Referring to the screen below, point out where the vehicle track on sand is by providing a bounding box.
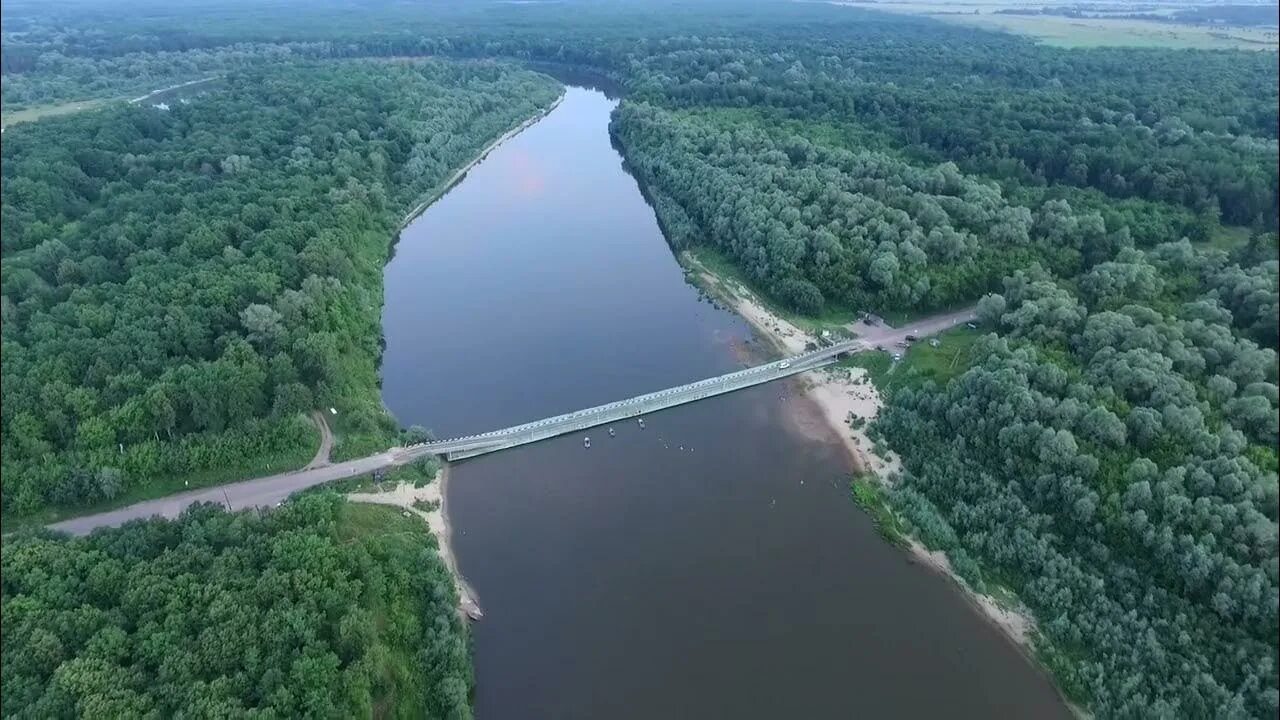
[304,411,335,470]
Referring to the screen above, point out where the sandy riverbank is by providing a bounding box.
[683,251,1036,650]
[398,90,566,229]
[684,253,901,477]
[347,465,482,621]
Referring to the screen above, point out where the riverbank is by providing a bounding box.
[680,249,1041,655]
[398,90,566,230]
[682,251,900,477]
[346,464,482,621]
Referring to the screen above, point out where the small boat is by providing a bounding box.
[584,437,591,448]
[608,427,616,437]
[638,418,646,429]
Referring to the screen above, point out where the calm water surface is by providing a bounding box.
[383,86,1070,719]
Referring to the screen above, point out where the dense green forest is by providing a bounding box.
[614,102,1109,315]
[602,22,1279,711]
[0,60,560,516]
[1,494,472,717]
[1,0,1276,716]
[874,240,1279,715]
[609,45,1276,316]
[2,44,285,110]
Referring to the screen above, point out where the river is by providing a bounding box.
[382,85,1070,719]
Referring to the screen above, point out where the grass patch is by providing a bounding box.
[842,326,983,396]
[839,349,894,386]
[328,403,400,463]
[849,475,907,546]
[893,326,982,387]
[972,15,1278,50]
[1197,224,1253,253]
[828,2,1277,49]
[337,501,429,543]
[298,456,440,500]
[371,458,440,489]
[1,98,117,128]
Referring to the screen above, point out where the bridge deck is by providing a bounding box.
[403,341,859,461]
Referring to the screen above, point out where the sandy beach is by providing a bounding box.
[684,251,1036,651]
[685,253,902,477]
[347,465,482,621]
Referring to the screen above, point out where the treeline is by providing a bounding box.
[873,240,1278,715]
[612,102,1197,316]
[7,1,1275,225]
[0,60,561,515]
[615,39,1278,228]
[1,44,294,110]
[0,494,472,717]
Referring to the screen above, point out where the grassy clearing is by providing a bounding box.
[329,424,397,463]
[953,14,1278,50]
[337,501,430,543]
[1,98,117,128]
[849,475,907,546]
[827,1,1279,49]
[1199,224,1253,253]
[841,326,983,396]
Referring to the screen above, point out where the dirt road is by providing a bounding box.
[304,411,335,470]
[850,307,978,349]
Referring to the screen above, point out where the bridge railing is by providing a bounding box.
[405,340,859,454]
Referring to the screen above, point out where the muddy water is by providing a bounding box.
[382,85,1070,719]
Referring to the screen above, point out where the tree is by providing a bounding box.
[0,495,473,717]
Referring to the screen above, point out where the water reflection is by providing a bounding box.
[382,86,1070,719]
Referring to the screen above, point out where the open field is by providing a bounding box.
[1,98,116,127]
[825,1,1279,49]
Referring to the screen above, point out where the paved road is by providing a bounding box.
[47,308,975,536]
[49,449,405,536]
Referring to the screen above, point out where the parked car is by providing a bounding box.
[905,334,918,342]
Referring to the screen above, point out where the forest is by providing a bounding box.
[604,27,1278,713]
[0,59,560,516]
[0,494,472,717]
[875,239,1278,715]
[1,0,1276,717]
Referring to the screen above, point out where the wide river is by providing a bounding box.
[382,85,1070,719]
